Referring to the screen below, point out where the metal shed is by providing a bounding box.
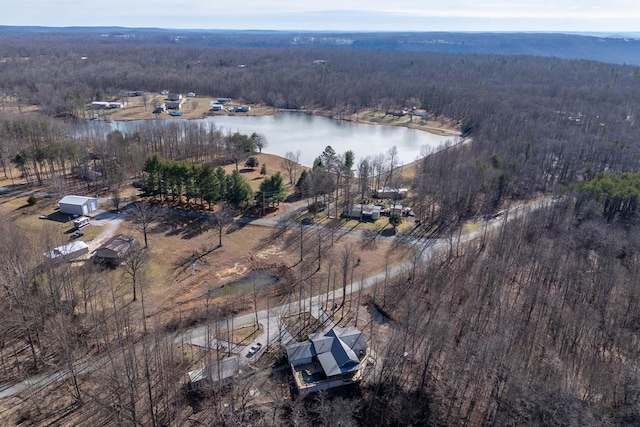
[58,195,99,217]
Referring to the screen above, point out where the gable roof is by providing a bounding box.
[59,195,97,206]
[96,234,134,256]
[286,342,315,365]
[188,356,239,384]
[287,326,367,377]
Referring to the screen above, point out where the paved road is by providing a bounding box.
[0,189,552,398]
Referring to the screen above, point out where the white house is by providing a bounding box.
[91,101,125,109]
[58,195,99,217]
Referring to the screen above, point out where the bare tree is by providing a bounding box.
[127,202,160,248]
[122,241,148,302]
[341,244,358,307]
[110,188,123,213]
[47,312,83,402]
[282,150,301,185]
[209,202,234,247]
[251,132,268,153]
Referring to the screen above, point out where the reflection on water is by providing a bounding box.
[81,112,455,166]
[205,270,278,299]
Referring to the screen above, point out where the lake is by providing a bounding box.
[99,112,456,166]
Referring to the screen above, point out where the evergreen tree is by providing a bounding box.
[226,169,253,207]
[256,171,287,211]
[142,154,162,198]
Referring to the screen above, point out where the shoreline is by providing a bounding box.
[106,101,461,138]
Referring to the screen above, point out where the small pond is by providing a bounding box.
[205,270,278,299]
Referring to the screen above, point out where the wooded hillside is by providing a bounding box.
[1,29,640,425]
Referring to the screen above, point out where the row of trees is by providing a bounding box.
[0,116,270,200]
[572,172,640,221]
[141,154,253,208]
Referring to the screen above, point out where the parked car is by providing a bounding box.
[246,342,262,358]
[70,231,84,240]
[169,111,182,117]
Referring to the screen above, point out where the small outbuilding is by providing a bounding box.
[45,241,89,262]
[94,234,135,265]
[343,204,381,221]
[390,204,403,217]
[58,195,99,217]
[187,356,239,390]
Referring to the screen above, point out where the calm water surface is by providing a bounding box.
[102,113,455,166]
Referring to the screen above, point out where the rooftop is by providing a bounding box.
[45,241,89,259]
[97,234,135,254]
[286,326,367,378]
[59,195,97,205]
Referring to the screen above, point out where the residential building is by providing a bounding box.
[374,187,408,200]
[285,326,368,396]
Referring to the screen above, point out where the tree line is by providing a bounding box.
[141,154,253,208]
[2,31,639,224]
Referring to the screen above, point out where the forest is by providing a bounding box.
[0,28,640,425]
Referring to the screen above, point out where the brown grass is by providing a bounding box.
[104,94,277,121]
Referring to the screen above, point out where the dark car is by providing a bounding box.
[70,231,84,239]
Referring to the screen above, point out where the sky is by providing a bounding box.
[1,0,639,33]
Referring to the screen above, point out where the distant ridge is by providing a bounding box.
[1,26,638,65]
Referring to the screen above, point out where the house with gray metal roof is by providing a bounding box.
[285,326,368,395]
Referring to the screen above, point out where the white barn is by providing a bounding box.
[59,195,99,216]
